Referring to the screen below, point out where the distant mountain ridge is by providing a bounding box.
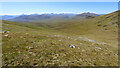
[8,14,77,22]
[0,15,19,20]
[76,12,100,17]
[2,12,103,22]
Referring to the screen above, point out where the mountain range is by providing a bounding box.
[1,12,102,22]
[0,15,19,20]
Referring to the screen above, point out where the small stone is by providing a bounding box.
[82,49,85,52]
[70,45,75,48]
[95,46,101,50]
[3,31,10,33]
[3,34,9,36]
[25,33,28,34]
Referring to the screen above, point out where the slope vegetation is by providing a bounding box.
[32,11,118,48]
[2,11,118,66]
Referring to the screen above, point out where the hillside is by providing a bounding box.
[76,12,99,17]
[31,11,118,47]
[2,11,118,66]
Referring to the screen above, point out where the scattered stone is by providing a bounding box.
[29,52,33,54]
[70,45,75,48]
[27,46,34,49]
[74,39,77,41]
[53,56,57,59]
[115,54,118,56]
[40,57,43,59]
[78,37,82,39]
[68,37,70,38]
[82,49,85,52]
[3,34,8,36]
[88,39,95,43]
[80,43,82,45]
[25,33,28,35]
[112,24,118,27]
[108,22,112,25]
[95,46,101,50]
[18,51,21,54]
[20,36,23,38]
[59,40,62,41]
[3,31,9,33]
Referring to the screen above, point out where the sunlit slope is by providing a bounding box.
[33,11,118,48]
[2,20,118,66]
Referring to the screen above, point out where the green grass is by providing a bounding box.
[2,11,118,66]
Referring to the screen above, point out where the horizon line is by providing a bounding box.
[0,12,107,15]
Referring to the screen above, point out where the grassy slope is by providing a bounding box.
[33,11,118,48]
[2,11,118,66]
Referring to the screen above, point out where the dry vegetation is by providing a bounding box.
[2,11,119,66]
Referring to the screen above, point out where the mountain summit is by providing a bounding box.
[76,12,99,17]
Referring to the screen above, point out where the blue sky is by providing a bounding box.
[2,2,118,15]
[1,0,119,2]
